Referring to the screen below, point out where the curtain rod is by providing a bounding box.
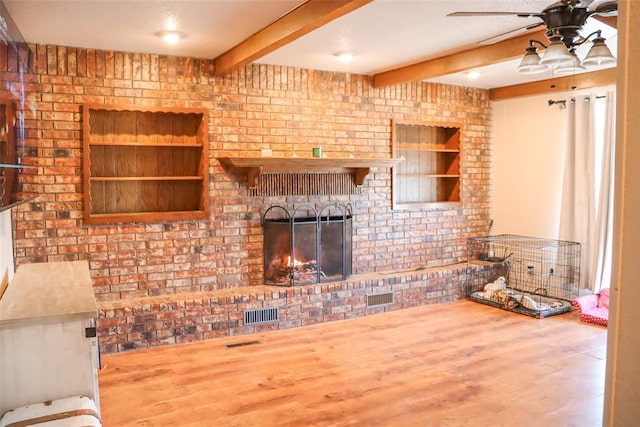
[548,95,607,108]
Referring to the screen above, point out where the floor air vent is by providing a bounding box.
[244,307,279,325]
[226,340,261,349]
[367,292,394,307]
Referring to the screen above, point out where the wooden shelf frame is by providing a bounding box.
[217,157,403,188]
[392,120,462,210]
[90,176,204,182]
[88,141,203,147]
[83,104,210,224]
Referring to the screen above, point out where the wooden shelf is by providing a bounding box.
[397,146,459,153]
[88,141,203,147]
[392,120,462,209]
[402,174,460,178]
[83,104,209,224]
[86,210,208,224]
[218,156,403,188]
[90,176,203,182]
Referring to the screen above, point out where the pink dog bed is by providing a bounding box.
[572,288,609,326]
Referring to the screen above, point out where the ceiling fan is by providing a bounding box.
[448,0,618,74]
[448,0,618,46]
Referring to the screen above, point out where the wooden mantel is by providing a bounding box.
[217,157,403,188]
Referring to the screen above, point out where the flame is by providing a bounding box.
[286,256,303,267]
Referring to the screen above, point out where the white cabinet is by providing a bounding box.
[0,261,100,416]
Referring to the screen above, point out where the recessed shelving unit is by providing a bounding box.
[392,120,461,210]
[83,104,209,224]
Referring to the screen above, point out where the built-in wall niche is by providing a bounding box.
[83,104,209,224]
[392,120,461,210]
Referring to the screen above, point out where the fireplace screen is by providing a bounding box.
[263,204,352,286]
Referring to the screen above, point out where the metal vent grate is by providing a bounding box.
[248,173,359,196]
[367,292,394,307]
[244,307,279,325]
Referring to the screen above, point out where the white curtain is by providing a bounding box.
[559,92,616,293]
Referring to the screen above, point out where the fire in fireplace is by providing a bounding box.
[262,204,352,286]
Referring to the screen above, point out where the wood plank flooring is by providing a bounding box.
[98,300,607,427]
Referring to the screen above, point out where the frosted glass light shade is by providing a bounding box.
[539,38,574,66]
[554,51,587,75]
[517,47,548,74]
[581,37,616,67]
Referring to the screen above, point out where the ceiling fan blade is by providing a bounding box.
[478,22,545,45]
[593,1,618,15]
[526,22,547,30]
[447,11,537,17]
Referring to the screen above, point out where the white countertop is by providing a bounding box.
[0,260,97,329]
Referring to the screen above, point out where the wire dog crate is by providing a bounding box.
[467,234,580,318]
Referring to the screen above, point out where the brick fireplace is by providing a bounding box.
[2,42,491,353]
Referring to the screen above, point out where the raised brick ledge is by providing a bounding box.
[97,263,471,354]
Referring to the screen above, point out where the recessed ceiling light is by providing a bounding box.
[334,52,354,63]
[466,71,480,79]
[156,31,186,45]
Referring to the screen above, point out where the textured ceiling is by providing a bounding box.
[3,0,617,89]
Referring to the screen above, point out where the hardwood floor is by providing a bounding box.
[98,300,607,427]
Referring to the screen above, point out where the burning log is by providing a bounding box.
[267,257,325,284]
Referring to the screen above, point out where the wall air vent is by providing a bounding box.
[248,173,359,196]
[244,307,279,325]
[367,292,394,307]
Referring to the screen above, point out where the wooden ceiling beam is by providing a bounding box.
[592,15,617,29]
[373,29,547,88]
[489,67,616,100]
[213,0,373,77]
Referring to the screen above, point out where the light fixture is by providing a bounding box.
[581,33,617,67]
[516,41,549,74]
[539,33,574,66]
[554,49,587,76]
[334,51,353,63]
[156,31,186,45]
[466,70,480,79]
[516,29,615,75]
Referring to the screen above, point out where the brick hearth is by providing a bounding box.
[96,263,485,354]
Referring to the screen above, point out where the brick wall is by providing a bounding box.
[2,43,491,304]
